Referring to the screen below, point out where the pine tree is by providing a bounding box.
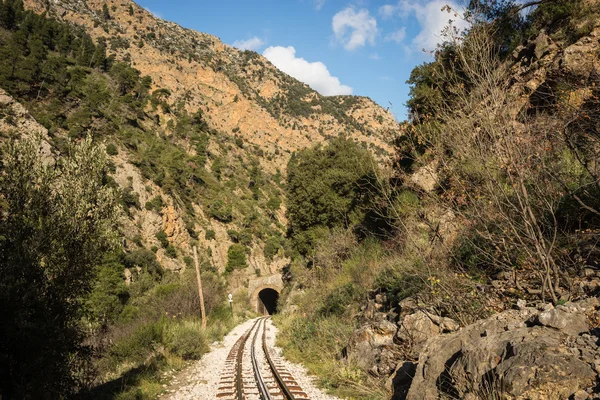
[76,35,95,66]
[91,38,107,70]
[102,3,110,20]
[128,4,134,16]
[0,0,16,29]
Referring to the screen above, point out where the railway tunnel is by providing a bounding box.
[248,274,284,315]
[257,288,279,315]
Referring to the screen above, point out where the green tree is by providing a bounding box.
[226,244,248,272]
[87,251,129,326]
[286,138,378,255]
[102,3,110,20]
[0,0,23,30]
[0,135,119,397]
[209,199,233,222]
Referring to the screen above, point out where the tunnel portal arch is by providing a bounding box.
[257,288,279,315]
[248,274,284,314]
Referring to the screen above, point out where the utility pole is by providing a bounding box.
[193,246,207,328]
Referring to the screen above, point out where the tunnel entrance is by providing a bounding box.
[258,288,279,315]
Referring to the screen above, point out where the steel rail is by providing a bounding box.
[262,317,296,400]
[251,317,272,400]
[236,318,261,400]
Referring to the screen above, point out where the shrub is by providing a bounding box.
[145,195,164,212]
[286,138,378,255]
[318,283,365,317]
[209,199,233,222]
[226,244,248,272]
[121,186,141,209]
[263,236,282,261]
[125,249,162,276]
[165,320,209,360]
[267,196,281,212]
[0,136,119,397]
[155,230,169,248]
[373,268,424,310]
[205,229,216,240]
[165,245,177,259]
[110,320,165,364]
[106,143,118,155]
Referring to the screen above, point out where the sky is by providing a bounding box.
[134,0,470,120]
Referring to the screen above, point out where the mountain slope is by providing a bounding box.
[24,0,396,170]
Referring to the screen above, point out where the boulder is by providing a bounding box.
[345,319,398,375]
[396,311,440,357]
[404,302,598,400]
[534,30,551,60]
[562,27,600,77]
[410,161,438,193]
[387,361,417,400]
[537,307,589,336]
[396,311,459,358]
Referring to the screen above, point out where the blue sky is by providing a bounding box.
[135,0,469,120]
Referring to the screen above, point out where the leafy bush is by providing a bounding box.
[209,199,233,222]
[318,283,365,317]
[145,196,164,212]
[155,230,169,248]
[121,186,141,210]
[165,320,209,360]
[165,245,177,259]
[0,136,119,397]
[286,138,378,255]
[109,320,165,364]
[226,244,248,272]
[205,229,216,240]
[106,143,118,155]
[373,268,424,310]
[263,236,283,261]
[124,249,162,276]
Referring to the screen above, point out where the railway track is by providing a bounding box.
[217,317,310,400]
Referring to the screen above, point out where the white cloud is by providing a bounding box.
[315,0,325,10]
[410,1,468,50]
[379,4,397,19]
[369,52,382,60]
[332,7,378,51]
[232,36,265,51]
[263,46,352,96]
[379,1,469,51]
[385,28,407,43]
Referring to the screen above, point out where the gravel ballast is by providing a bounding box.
[162,317,340,400]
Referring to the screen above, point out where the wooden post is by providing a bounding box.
[193,246,207,328]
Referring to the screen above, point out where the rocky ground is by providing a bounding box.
[345,296,600,400]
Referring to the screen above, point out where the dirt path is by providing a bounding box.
[161,317,340,400]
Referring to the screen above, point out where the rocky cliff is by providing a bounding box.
[11,0,398,290]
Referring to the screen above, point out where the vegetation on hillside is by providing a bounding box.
[0,2,275,397]
[0,136,118,397]
[276,0,600,398]
[3,0,600,398]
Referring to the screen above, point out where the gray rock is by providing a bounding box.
[404,303,596,400]
[534,31,551,59]
[387,361,416,400]
[396,311,440,357]
[345,319,397,374]
[538,308,589,336]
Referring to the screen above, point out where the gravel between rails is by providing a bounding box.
[162,317,341,400]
